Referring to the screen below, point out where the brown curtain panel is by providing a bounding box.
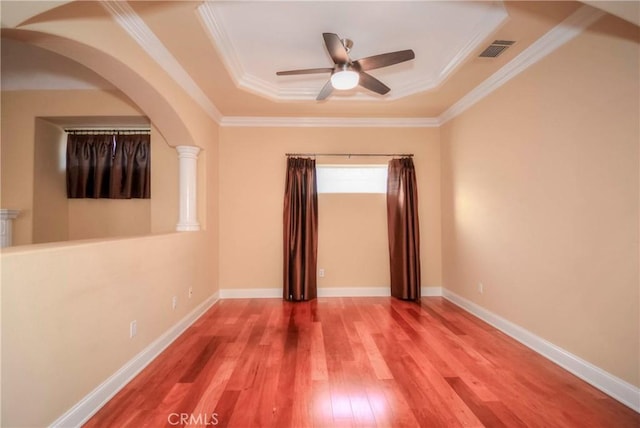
[66,133,150,199]
[110,134,151,199]
[387,157,421,301]
[283,157,318,301]
[66,134,115,198]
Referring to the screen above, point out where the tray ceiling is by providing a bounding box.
[198,1,508,101]
[1,1,612,121]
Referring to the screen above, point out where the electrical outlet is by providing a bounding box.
[172,296,177,310]
[319,268,325,278]
[130,320,137,338]
[478,283,484,294]
[188,287,193,299]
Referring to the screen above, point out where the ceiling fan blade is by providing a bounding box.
[354,49,415,71]
[276,67,334,76]
[316,79,334,100]
[358,72,390,95]
[323,33,349,64]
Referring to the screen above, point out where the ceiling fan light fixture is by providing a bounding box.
[276,33,415,99]
[331,70,359,90]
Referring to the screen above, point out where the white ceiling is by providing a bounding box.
[198,1,508,101]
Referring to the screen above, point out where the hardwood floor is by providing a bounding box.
[85,297,639,427]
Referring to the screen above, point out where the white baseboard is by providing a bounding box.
[50,292,220,428]
[422,286,442,297]
[219,287,281,299]
[220,286,442,299]
[320,286,390,297]
[52,286,637,427]
[442,288,640,413]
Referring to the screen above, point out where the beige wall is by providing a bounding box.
[151,124,180,234]
[0,90,179,245]
[219,127,441,291]
[32,119,69,243]
[1,90,138,245]
[318,193,389,288]
[1,232,216,427]
[1,88,220,426]
[440,16,639,387]
[67,199,151,240]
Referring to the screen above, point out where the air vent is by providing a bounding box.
[479,40,515,58]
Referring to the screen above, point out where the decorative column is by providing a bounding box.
[176,146,200,232]
[0,209,20,248]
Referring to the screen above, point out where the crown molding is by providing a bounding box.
[391,3,508,100]
[439,4,605,124]
[220,116,441,128]
[100,0,223,123]
[436,4,507,82]
[197,1,507,102]
[102,2,602,129]
[220,5,603,128]
[196,2,246,92]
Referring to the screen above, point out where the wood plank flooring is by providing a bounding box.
[84,297,640,427]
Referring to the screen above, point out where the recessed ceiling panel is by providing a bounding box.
[198,1,507,101]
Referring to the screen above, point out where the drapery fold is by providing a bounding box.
[110,134,151,199]
[283,157,318,301]
[66,134,115,198]
[66,133,150,199]
[387,157,421,301]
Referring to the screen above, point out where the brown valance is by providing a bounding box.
[66,133,150,199]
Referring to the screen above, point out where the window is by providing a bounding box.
[316,165,388,194]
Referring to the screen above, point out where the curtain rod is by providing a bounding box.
[286,153,413,158]
[64,128,151,134]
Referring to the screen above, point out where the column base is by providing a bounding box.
[1,209,20,248]
[176,222,200,232]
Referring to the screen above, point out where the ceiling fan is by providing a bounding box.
[276,33,415,100]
